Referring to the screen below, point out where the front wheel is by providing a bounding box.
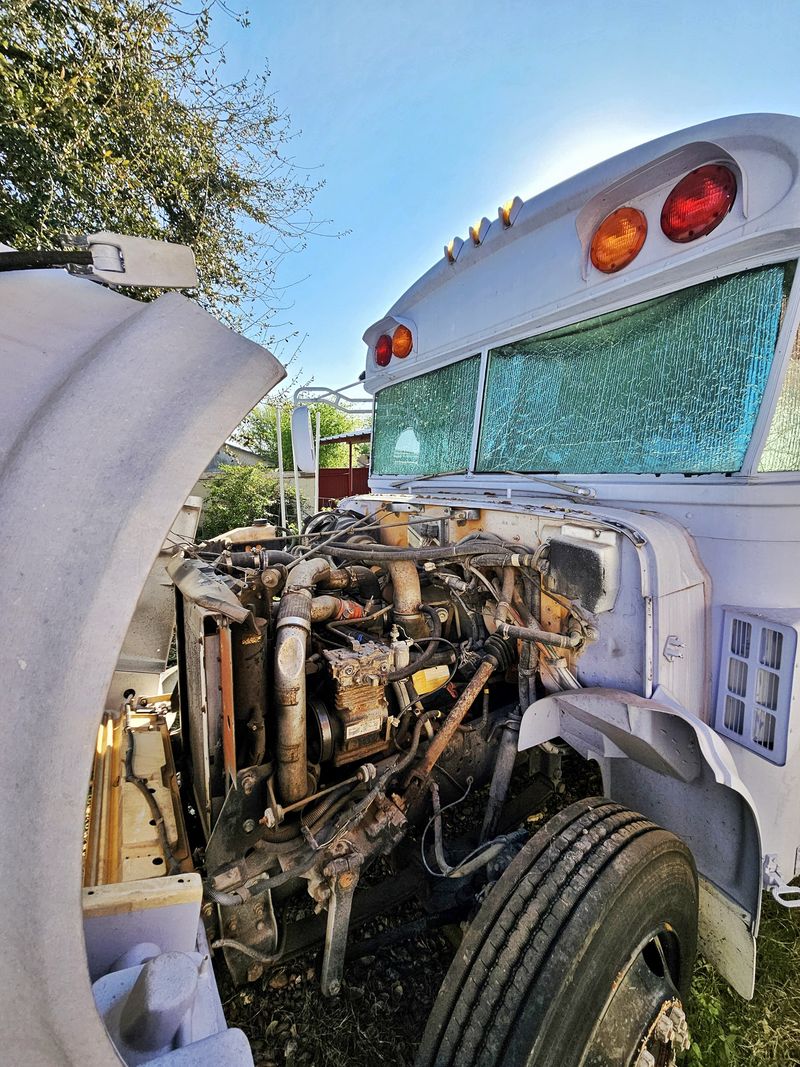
[417,797,698,1067]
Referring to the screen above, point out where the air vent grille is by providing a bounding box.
[715,611,796,765]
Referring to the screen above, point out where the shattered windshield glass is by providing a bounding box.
[477,264,791,474]
[371,356,480,476]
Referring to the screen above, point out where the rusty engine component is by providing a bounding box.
[168,507,595,989]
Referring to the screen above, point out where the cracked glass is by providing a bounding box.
[371,356,481,476]
[477,264,791,474]
[760,327,800,471]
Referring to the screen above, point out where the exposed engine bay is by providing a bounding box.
[102,502,602,997]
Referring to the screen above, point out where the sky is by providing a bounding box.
[213,0,800,395]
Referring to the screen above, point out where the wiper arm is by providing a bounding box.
[499,471,596,500]
[389,469,468,488]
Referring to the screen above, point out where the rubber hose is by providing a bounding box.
[386,605,442,681]
[324,540,507,563]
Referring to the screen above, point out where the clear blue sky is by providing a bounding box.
[214,0,800,391]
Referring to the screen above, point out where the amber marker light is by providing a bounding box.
[444,236,464,263]
[469,217,490,245]
[590,206,648,273]
[499,196,523,227]
[392,325,413,358]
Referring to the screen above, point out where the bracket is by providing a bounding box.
[763,854,800,908]
[320,854,363,996]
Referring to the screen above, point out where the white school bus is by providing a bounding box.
[2,114,799,1067]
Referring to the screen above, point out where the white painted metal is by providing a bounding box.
[85,232,199,289]
[276,401,287,530]
[110,495,203,707]
[290,405,316,473]
[0,263,284,1065]
[314,409,321,513]
[354,115,800,917]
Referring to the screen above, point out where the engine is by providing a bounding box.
[166,507,596,988]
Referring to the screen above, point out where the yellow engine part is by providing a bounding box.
[412,664,452,695]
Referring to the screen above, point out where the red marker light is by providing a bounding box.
[661,165,736,243]
[375,334,392,366]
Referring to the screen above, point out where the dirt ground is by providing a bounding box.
[218,758,597,1067]
[217,758,800,1067]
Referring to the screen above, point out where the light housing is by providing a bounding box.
[498,196,523,227]
[444,236,464,264]
[469,217,491,245]
[661,164,736,243]
[392,325,413,358]
[375,334,392,367]
[590,206,647,273]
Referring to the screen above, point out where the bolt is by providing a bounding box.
[241,774,256,796]
[327,979,341,996]
[256,920,266,932]
[261,808,277,829]
[338,871,357,892]
[201,902,214,918]
[242,818,256,834]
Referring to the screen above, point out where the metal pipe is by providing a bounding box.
[274,557,330,803]
[276,402,287,530]
[314,409,320,513]
[388,559,426,637]
[406,648,505,796]
[495,621,582,649]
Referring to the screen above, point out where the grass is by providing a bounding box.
[681,893,800,1067]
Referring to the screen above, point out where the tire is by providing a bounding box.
[417,797,698,1067]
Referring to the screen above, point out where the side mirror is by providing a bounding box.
[291,406,316,473]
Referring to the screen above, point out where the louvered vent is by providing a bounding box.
[715,610,796,765]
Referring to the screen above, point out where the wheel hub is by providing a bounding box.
[635,1001,692,1067]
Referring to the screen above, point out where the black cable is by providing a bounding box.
[0,249,93,272]
[386,605,443,680]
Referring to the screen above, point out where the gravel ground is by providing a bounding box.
[218,756,600,1067]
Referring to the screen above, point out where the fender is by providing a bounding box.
[0,265,285,1065]
[519,685,763,998]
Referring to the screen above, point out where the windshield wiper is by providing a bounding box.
[389,469,468,488]
[499,471,596,500]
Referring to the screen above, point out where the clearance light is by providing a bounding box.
[375,334,392,367]
[661,164,736,243]
[392,325,413,358]
[590,206,647,273]
[444,236,464,264]
[469,217,491,245]
[498,195,523,227]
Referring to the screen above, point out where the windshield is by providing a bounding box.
[371,263,792,478]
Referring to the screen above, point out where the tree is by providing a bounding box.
[235,402,370,468]
[0,0,321,334]
[199,463,295,539]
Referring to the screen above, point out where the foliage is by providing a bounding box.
[680,893,800,1066]
[0,0,321,334]
[199,463,293,539]
[234,402,369,469]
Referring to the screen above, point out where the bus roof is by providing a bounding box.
[362,113,800,394]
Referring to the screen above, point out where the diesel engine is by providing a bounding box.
[164,504,595,990]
